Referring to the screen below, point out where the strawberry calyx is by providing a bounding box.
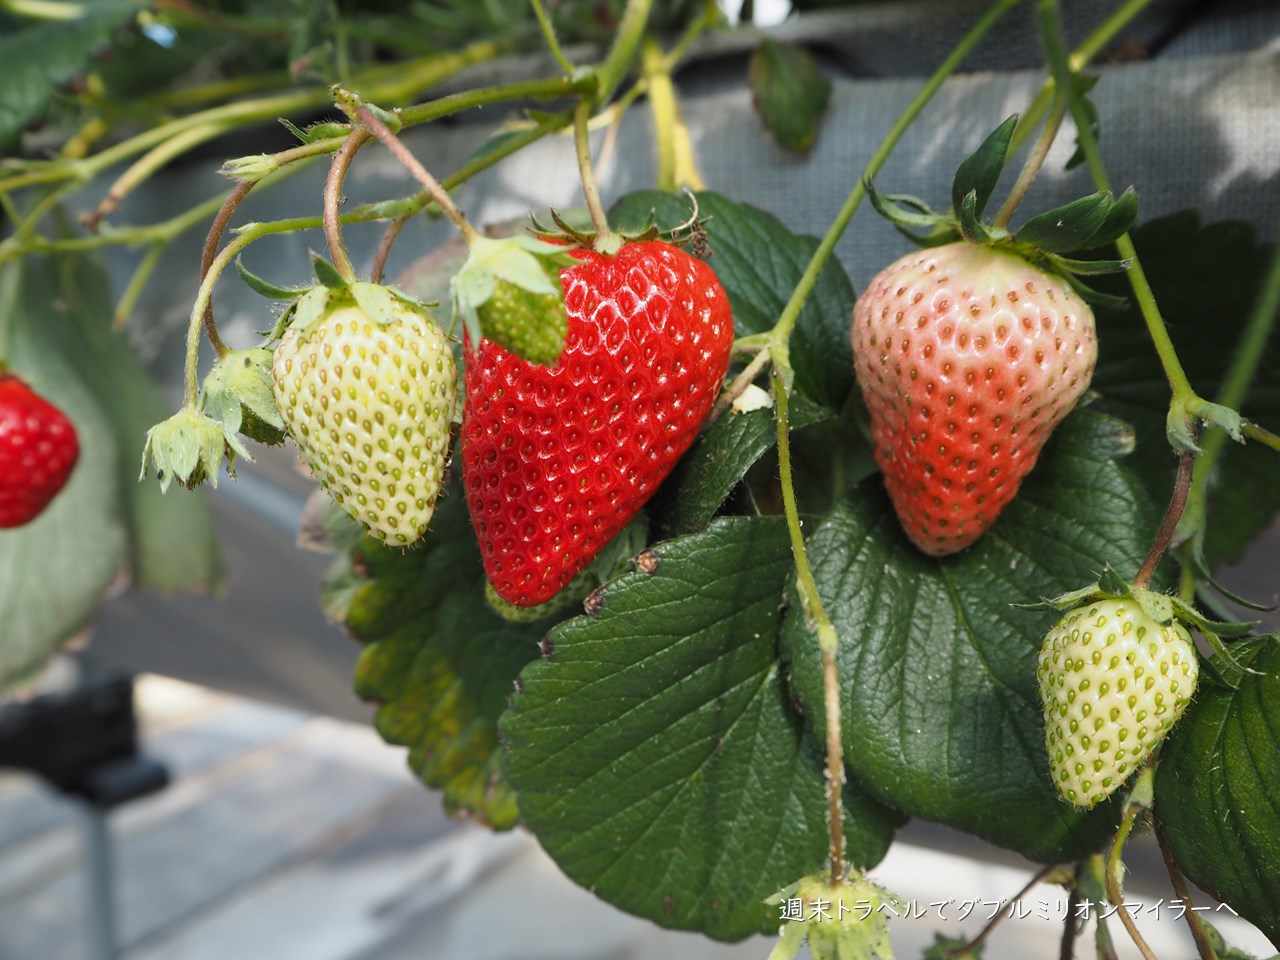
[451,234,578,366]
[140,407,252,493]
[766,869,900,960]
[1020,566,1257,686]
[265,265,441,346]
[201,347,287,446]
[865,115,1138,308]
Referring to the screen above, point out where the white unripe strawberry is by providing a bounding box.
[1037,598,1198,808]
[272,289,456,546]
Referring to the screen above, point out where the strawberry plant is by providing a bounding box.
[3,0,1280,957]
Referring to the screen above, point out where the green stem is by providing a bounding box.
[84,122,219,230]
[1038,0,1196,403]
[949,864,1059,957]
[768,0,1021,351]
[992,96,1067,229]
[113,242,166,330]
[1104,767,1158,960]
[1180,238,1280,537]
[773,369,844,879]
[574,101,620,251]
[0,0,84,18]
[348,100,478,243]
[642,39,678,192]
[397,75,595,126]
[0,41,502,194]
[529,0,575,76]
[1007,0,1152,158]
[594,0,653,104]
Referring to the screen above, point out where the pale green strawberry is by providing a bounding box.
[271,288,456,546]
[1037,598,1199,809]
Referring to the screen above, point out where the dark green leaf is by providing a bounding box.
[956,189,991,244]
[1062,272,1130,310]
[1064,82,1100,171]
[341,484,543,828]
[1015,192,1114,253]
[501,518,897,941]
[335,483,540,829]
[610,190,856,410]
[1156,638,1280,944]
[782,409,1159,862]
[747,38,832,153]
[650,394,833,538]
[311,255,349,290]
[1079,187,1139,249]
[950,115,1017,220]
[1047,255,1130,276]
[1089,212,1280,566]
[0,4,140,152]
[236,257,310,300]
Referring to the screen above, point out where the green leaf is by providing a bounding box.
[1089,212,1280,566]
[311,255,350,290]
[1015,191,1114,253]
[1045,254,1130,276]
[650,394,832,538]
[0,4,140,152]
[956,189,991,244]
[866,183,948,229]
[610,190,856,410]
[1064,78,1101,171]
[501,518,897,941]
[235,257,310,300]
[1156,638,1280,945]
[747,38,832,153]
[341,483,542,828]
[950,115,1017,220]
[781,409,1158,862]
[1079,187,1139,249]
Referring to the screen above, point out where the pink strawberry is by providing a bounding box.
[851,241,1097,555]
[462,240,733,606]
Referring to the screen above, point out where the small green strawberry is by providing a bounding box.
[271,282,456,547]
[451,235,576,366]
[201,347,287,446]
[140,407,251,492]
[767,871,899,960]
[1037,597,1198,809]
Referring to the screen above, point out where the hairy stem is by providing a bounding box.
[574,100,619,250]
[1134,451,1195,588]
[323,129,369,282]
[594,0,653,104]
[83,123,221,231]
[1059,881,1082,960]
[1038,0,1196,405]
[350,101,478,244]
[1157,828,1219,960]
[1182,236,1280,535]
[529,0,575,75]
[992,97,1067,229]
[370,216,411,284]
[1105,781,1159,960]
[773,369,844,877]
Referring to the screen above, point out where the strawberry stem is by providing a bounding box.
[991,97,1067,230]
[1104,766,1159,960]
[948,864,1060,957]
[773,368,845,879]
[370,215,410,284]
[529,0,575,77]
[573,101,624,254]
[346,98,480,245]
[1157,827,1220,960]
[322,128,368,284]
[1134,451,1194,589]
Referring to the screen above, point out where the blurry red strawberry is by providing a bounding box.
[0,373,79,528]
[462,240,733,606]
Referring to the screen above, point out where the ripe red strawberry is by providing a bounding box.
[0,373,79,528]
[462,240,733,606]
[851,241,1097,556]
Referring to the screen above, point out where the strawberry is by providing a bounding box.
[272,284,456,547]
[850,241,1097,555]
[1037,598,1198,809]
[462,240,733,607]
[0,373,79,528]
